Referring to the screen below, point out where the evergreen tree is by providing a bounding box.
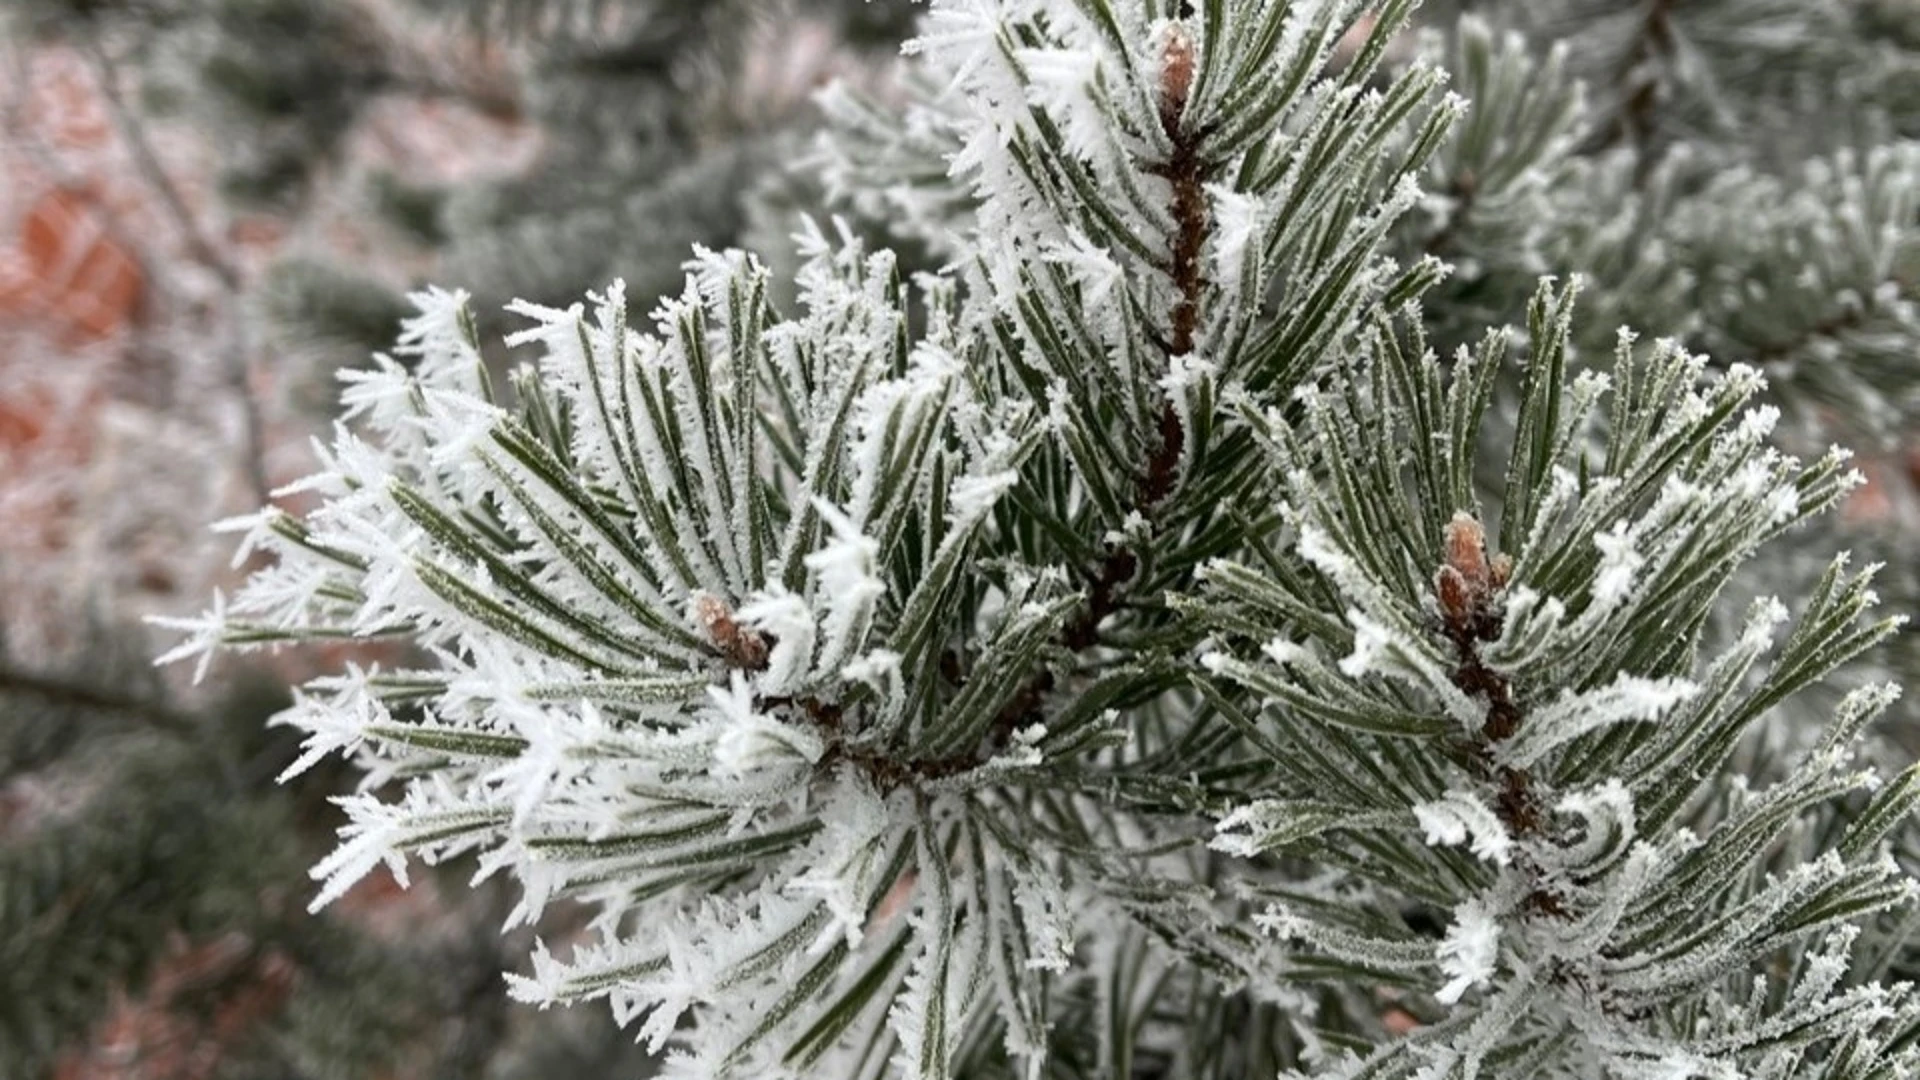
[161,1,1920,1077]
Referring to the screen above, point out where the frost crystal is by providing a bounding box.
[1591,522,1644,609]
[1414,793,1511,865]
[1435,901,1501,1005]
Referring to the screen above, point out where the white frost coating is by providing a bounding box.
[1210,799,1279,857]
[270,674,378,781]
[988,722,1049,770]
[1735,403,1781,445]
[806,498,887,676]
[902,2,1001,69]
[1549,780,1638,873]
[707,671,825,778]
[1045,228,1125,307]
[1297,525,1422,641]
[785,780,897,950]
[1010,858,1076,972]
[1481,586,1567,671]
[1339,612,1395,680]
[503,937,569,1006]
[1208,815,1261,858]
[393,285,485,389]
[950,468,1021,529]
[1764,474,1802,525]
[844,647,903,690]
[150,590,230,685]
[307,781,505,914]
[1261,637,1314,667]
[1435,900,1501,1005]
[1591,521,1645,609]
[1414,792,1512,865]
[1337,609,1483,729]
[1616,1051,1741,1080]
[486,697,572,828]
[1502,675,1699,769]
[1251,904,1307,941]
[337,355,426,437]
[1016,46,1108,161]
[1207,184,1267,299]
[736,588,817,695]
[306,798,414,912]
[1160,351,1218,393]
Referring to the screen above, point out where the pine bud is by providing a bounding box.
[1159,23,1196,127]
[696,593,770,671]
[1443,511,1491,593]
[1436,564,1475,624]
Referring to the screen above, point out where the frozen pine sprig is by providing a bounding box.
[1199,282,1918,1077]
[159,227,1113,1077]
[159,1,1920,1077]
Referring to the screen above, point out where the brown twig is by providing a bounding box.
[81,38,272,508]
[0,664,199,739]
[1596,0,1678,184]
[970,24,1214,758]
[1434,514,1562,916]
[710,28,1220,792]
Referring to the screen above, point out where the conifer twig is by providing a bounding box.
[1435,514,1561,916]
[1067,22,1211,652]
[1748,278,1914,366]
[986,23,1213,753]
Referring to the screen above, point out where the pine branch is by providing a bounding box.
[1432,514,1562,917]
[1748,277,1916,366]
[148,4,1920,1075]
[959,26,1212,770]
[1140,24,1205,514]
[1065,25,1213,650]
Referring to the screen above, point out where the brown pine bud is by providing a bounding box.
[696,593,769,671]
[1436,565,1475,625]
[1159,23,1196,128]
[1443,511,1491,593]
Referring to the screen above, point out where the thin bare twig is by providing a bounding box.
[0,663,199,739]
[80,37,272,507]
[1594,0,1678,184]
[80,38,239,290]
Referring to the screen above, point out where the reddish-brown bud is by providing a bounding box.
[1436,564,1475,625]
[1159,24,1196,128]
[1443,511,1491,593]
[696,593,769,671]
